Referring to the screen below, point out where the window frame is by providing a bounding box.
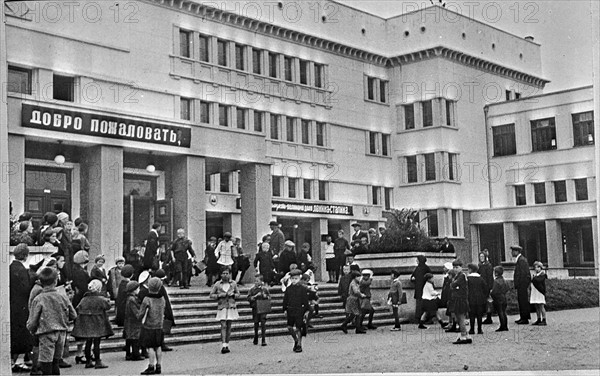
[379,80,388,103]
[368,131,378,154]
[7,65,32,95]
[299,60,309,85]
[533,182,546,204]
[422,100,433,127]
[301,119,310,145]
[283,56,293,82]
[572,111,594,147]
[367,77,375,101]
[531,117,557,152]
[515,185,526,206]
[424,153,436,181]
[253,110,263,132]
[199,101,211,124]
[179,29,191,58]
[268,53,278,78]
[236,107,247,129]
[381,134,390,156]
[492,123,517,156]
[180,97,192,121]
[426,209,438,237]
[575,178,588,201]
[554,180,567,203]
[218,104,229,127]
[286,117,295,142]
[314,63,324,88]
[270,114,280,140]
[53,74,75,102]
[303,179,312,200]
[252,48,262,75]
[318,180,328,201]
[316,122,325,147]
[235,43,245,71]
[384,187,393,210]
[217,39,228,67]
[198,34,210,62]
[406,156,418,183]
[404,104,415,130]
[272,176,282,197]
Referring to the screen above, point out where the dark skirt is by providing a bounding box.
[469,303,486,316]
[451,297,469,315]
[422,298,439,313]
[139,328,164,349]
[325,258,336,272]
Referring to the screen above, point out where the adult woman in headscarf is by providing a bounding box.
[478,252,495,324]
[410,255,432,322]
[10,244,34,372]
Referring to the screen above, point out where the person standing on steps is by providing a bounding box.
[170,228,195,289]
[478,252,494,325]
[333,230,350,283]
[210,267,240,354]
[340,270,366,334]
[511,245,531,325]
[269,221,285,256]
[143,223,161,271]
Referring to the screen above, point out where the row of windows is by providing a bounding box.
[8,66,75,102]
[369,186,394,210]
[514,178,590,206]
[272,176,328,201]
[180,98,327,146]
[367,132,391,157]
[492,111,594,156]
[415,209,464,238]
[399,98,456,130]
[402,152,458,184]
[365,76,388,104]
[179,29,325,88]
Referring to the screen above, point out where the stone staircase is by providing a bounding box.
[75,284,399,352]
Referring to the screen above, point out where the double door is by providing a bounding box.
[24,166,71,231]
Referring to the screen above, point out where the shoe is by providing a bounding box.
[155,365,162,374]
[340,325,348,334]
[161,346,173,352]
[539,319,547,326]
[140,366,155,375]
[367,324,377,330]
[477,329,483,335]
[75,356,85,364]
[390,327,401,331]
[445,327,459,333]
[179,286,186,289]
[261,340,267,347]
[515,319,529,325]
[293,346,303,353]
[355,329,367,334]
[85,361,94,369]
[418,324,427,329]
[465,338,473,344]
[439,321,449,328]
[126,355,132,361]
[468,329,475,335]
[495,327,509,332]
[482,318,493,325]
[292,342,298,352]
[58,359,72,368]
[12,364,31,373]
[224,347,230,354]
[130,356,145,361]
[253,337,259,345]
[29,369,42,376]
[95,361,108,369]
[452,339,468,344]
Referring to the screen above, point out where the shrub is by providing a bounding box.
[369,208,437,253]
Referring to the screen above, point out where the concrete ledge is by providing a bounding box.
[8,245,57,267]
[355,252,456,276]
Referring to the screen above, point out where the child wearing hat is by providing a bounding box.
[467,263,488,335]
[388,269,404,331]
[337,264,353,309]
[247,274,271,346]
[210,266,241,354]
[490,265,509,332]
[71,279,114,369]
[282,269,309,352]
[107,257,126,300]
[116,264,135,327]
[90,255,108,296]
[359,269,377,330]
[450,260,471,344]
[139,277,166,374]
[340,270,366,334]
[124,281,144,361]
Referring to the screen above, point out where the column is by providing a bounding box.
[171,155,206,254]
[502,222,519,262]
[81,145,123,267]
[240,163,272,283]
[7,135,25,215]
[592,217,599,274]
[470,225,480,264]
[311,218,328,282]
[223,213,242,237]
[545,220,563,269]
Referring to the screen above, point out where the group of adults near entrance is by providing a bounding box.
[9,212,550,375]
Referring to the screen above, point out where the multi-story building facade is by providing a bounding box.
[7,1,593,279]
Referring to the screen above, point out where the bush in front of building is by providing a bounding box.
[370,208,437,253]
[505,278,599,315]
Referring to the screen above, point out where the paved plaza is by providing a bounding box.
[57,307,600,375]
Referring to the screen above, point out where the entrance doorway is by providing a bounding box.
[24,166,71,230]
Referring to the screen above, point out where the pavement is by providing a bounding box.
[53,307,599,375]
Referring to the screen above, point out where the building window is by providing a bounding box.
[288,178,298,198]
[218,104,229,126]
[284,56,293,81]
[422,100,433,127]
[445,100,453,126]
[235,44,245,71]
[451,209,460,237]
[575,178,588,201]
[179,29,191,58]
[384,188,393,210]
[318,181,328,201]
[252,49,262,75]
[316,122,325,146]
[554,180,567,202]
[301,120,310,144]
[219,173,230,193]
[205,174,212,191]
[371,186,381,206]
[200,101,210,124]
[180,97,191,120]
[236,108,246,129]
[380,81,388,103]
[268,53,278,78]
[515,185,526,206]
[505,90,512,101]
[426,210,438,237]
[367,77,375,101]
[270,114,279,140]
[531,117,557,152]
[7,66,31,94]
[515,92,521,100]
[253,111,263,132]
[534,183,546,204]
[299,60,309,85]
[272,176,282,197]
[381,134,390,156]
[369,132,377,154]
[572,112,594,146]
[492,124,517,156]
[314,64,324,88]
[217,39,228,66]
[406,156,417,183]
[199,34,209,62]
[424,153,436,181]
[53,74,74,102]
[303,179,312,200]
[404,104,415,130]
[286,117,295,142]
[447,153,457,181]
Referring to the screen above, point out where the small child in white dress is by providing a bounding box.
[529,261,547,326]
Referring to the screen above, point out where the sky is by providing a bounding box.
[338,0,594,93]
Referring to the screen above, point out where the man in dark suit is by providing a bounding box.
[142,223,161,271]
[269,221,285,255]
[351,223,368,244]
[511,245,531,324]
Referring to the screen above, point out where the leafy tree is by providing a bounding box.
[369,208,437,253]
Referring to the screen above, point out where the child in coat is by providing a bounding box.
[89,255,108,296]
[337,264,352,308]
[490,265,509,332]
[107,257,125,300]
[139,278,166,375]
[530,261,548,326]
[115,265,135,327]
[247,274,271,346]
[71,279,113,369]
[388,270,403,331]
[282,269,309,352]
[27,268,77,376]
[467,263,489,335]
[450,259,471,344]
[340,271,366,334]
[359,269,376,330]
[124,281,143,361]
[209,267,240,354]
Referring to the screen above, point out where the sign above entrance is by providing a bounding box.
[272,201,353,216]
[21,104,191,148]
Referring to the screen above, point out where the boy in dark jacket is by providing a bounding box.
[27,268,77,375]
[282,269,309,353]
[467,263,488,335]
[115,265,135,327]
[124,281,143,361]
[490,266,509,332]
